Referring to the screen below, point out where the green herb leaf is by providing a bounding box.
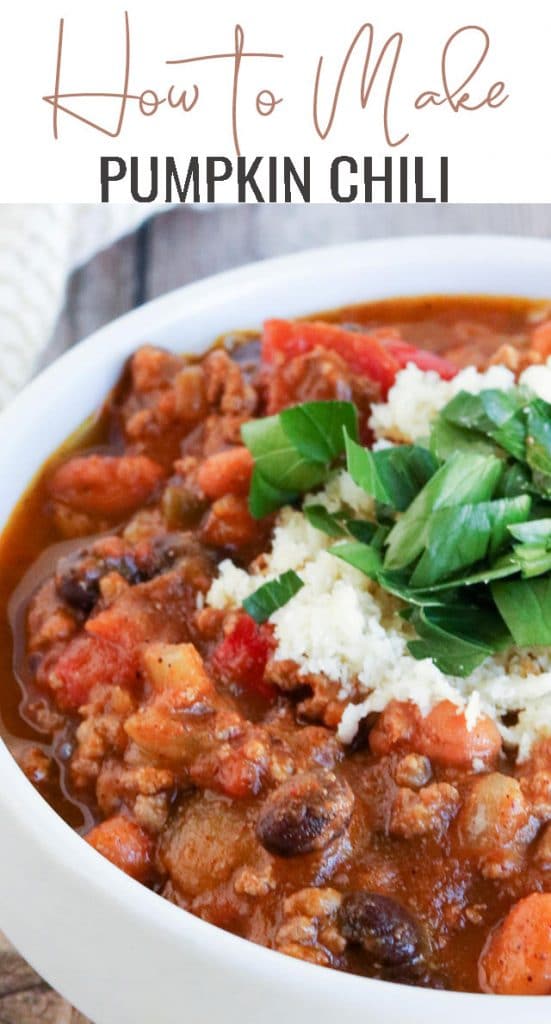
[496,462,535,498]
[509,518,551,544]
[410,495,531,588]
[442,388,528,459]
[513,543,551,579]
[241,416,327,495]
[376,571,453,606]
[304,504,347,538]
[329,541,382,578]
[243,570,304,623]
[408,604,511,676]
[248,468,298,519]
[415,552,521,592]
[345,435,437,511]
[384,453,503,572]
[345,519,379,544]
[526,400,551,490]
[281,401,358,463]
[430,416,501,461]
[492,577,551,645]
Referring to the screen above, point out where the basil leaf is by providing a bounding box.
[410,495,531,588]
[430,416,500,461]
[526,400,551,483]
[248,468,298,519]
[344,434,391,504]
[304,504,347,537]
[492,412,527,462]
[241,416,327,494]
[492,577,551,645]
[496,462,535,498]
[345,435,437,511]
[408,604,510,676]
[376,571,452,606]
[281,401,358,463]
[329,541,382,578]
[243,570,304,623]
[417,552,521,591]
[513,543,551,579]
[509,518,551,543]
[346,519,379,544]
[443,388,527,459]
[384,453,503,571]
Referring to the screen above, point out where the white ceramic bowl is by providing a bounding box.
[2,235,551,1024]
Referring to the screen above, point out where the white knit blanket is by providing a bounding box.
[0,206,160,408]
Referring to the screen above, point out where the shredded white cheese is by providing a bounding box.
[369,363,516,443]
[207,362,551,760]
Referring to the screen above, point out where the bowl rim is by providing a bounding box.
[2,232,551,1016]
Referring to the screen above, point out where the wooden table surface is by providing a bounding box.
[3,202,551,1022]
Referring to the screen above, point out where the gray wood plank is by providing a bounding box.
[144,204,551,301]
[38,230,141,370]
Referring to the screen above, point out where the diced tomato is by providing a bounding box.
[262,320,400,395]
[212,613,276,701]
[262,319,457,396]
[384,338,458,379]
[49,634,139,709]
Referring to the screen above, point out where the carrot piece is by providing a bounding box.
[86,816,153,882]
[49,454,164,518]
[369,699,501,768]
[479,893,551,994]
[418,700,501,769]
[197,447,254,500]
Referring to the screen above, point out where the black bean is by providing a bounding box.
[339,892,422,966]
[256,769,354,857]
[103,552,143,585]
[57,567,101,613]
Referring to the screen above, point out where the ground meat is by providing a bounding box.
[264,659,351,729]
[389,783,460,840]
[233,862,275,897]
[28,579,78,652]
[520,770,551,821]
[95,758,175,827]
[70,685,136,788]
[394,753,432,789]
[275,888,345,966]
